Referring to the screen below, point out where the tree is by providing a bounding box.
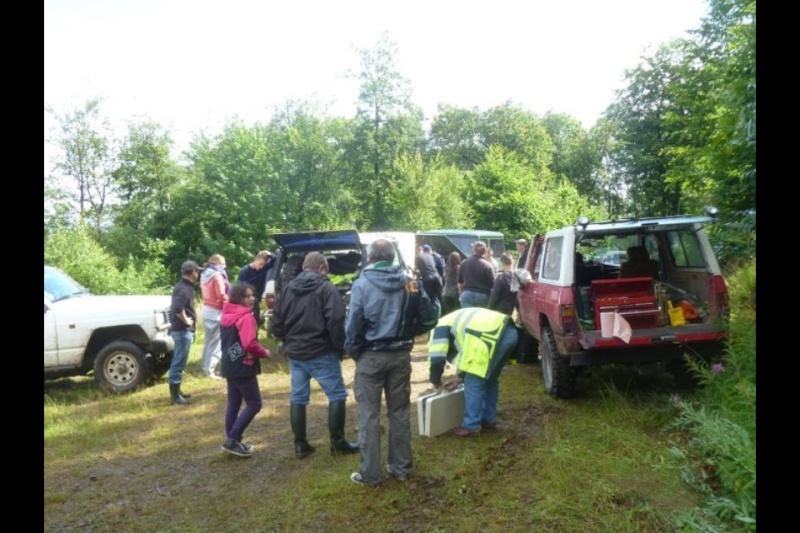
[46,98,118,234]
[345,32,426,230]
[104,120,184,265]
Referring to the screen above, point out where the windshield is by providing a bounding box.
[44,267,90,302]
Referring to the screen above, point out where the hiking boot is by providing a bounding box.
[222,438,253,457]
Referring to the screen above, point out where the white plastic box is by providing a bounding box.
[417,386,465,437]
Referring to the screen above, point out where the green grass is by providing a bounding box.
[45,280,755,533]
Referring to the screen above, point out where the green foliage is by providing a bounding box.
[669,258,756,531]
[385,153,474,230]
[706,209,756,270]
[44,223,170,295]
[468,146,606,238]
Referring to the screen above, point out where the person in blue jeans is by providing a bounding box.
[269,252,358,459]
[427,307,519,436]
[168,260,200,405]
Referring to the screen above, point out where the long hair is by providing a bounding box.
[446,251,461,279]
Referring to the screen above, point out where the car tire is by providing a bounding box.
[539,326,577,398]
[94,341,149,393]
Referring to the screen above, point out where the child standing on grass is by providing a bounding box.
[219,283,271,457]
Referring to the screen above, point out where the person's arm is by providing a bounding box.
[213,274,228,306]
[238,314,270,358]
[488,275,503,310]
[427,326,450,387]
[344,283,365,359]
[324,280,347,352]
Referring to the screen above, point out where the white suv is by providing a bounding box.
[44,266,175,393]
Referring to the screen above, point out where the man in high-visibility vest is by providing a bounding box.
[427,307,519,436]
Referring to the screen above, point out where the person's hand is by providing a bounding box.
[264,349,272,359]
[444,378,462,392]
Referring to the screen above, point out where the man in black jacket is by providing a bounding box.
[269,252,358,458]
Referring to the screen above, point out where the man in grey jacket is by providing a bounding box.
[345,239,437,486]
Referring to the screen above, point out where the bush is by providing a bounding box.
[669,258,756,531]
[44,223,171,295]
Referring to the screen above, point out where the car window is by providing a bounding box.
[44,267,89,302]
[666,229,706,268]
[542,237,563,280]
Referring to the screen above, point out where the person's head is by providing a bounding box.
[302,252,330,275]
[253,250,272,269]
[181,260,200,281]
[422,244,432,254]
[368,239,395,264]
[500,252,513,270]
[206,254,226,269]
[229,282,257,305]
[516,239,527,251]
[472,241,487,257]
[447,251,461,266]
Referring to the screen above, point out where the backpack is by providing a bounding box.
[401,278,438,338]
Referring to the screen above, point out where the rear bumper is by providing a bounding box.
[568,323,726,366]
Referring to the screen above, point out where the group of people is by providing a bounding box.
[166,236,532,486]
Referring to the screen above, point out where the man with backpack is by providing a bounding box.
[345,239,438,486]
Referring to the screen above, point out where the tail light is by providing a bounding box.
[561,304,577,336]
[708,275,730,319]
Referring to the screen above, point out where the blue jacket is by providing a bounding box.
[345,264,437,359]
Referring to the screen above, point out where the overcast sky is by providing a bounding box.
[45,0,708,169]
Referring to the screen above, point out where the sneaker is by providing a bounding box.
[386,465,407,481]
[222,438,253,457]
[206,372,223,380]
[239,441,254,452]
[350,472,379,486]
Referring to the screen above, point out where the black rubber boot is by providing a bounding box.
[329,400,358,454]
[170,383,189,405]
[290,404,315,459]
[178,385,191,399]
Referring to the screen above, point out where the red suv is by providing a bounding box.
[516,210,729,398]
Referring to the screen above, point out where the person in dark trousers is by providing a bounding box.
[237,250,274,326]
[416,244,443,316]
[457,241,495,308]
[219,283,272,457]
[168,260,200,405]
[346,239,438,486]
[441,251,462,316]
[269,252,358,459]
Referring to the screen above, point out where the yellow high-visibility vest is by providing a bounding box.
[428,308,511,378]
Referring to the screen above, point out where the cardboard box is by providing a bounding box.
[417,387,465,437]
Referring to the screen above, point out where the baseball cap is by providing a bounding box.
[422,244,432,252]
[181,260,201,274]
[516,239,527,245]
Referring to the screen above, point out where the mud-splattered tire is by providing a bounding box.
[539,326,577,398]
[94,341,149,393]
